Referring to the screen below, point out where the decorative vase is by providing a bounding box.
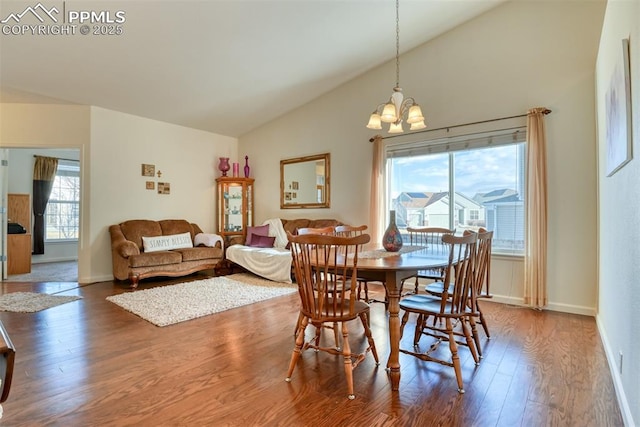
[382,210,403,252]
[244,155,250,178]
[218,157,230,177]
[232,162,239,177]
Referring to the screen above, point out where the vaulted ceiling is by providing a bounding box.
[0,1,505,137]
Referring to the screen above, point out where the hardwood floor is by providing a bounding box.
[0,275,624,426]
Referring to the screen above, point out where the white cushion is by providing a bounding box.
[194,233,224,249]
[142,232,193,253]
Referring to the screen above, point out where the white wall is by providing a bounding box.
[88,107,237,282]
[239,0,605,315]
[0,104,238,282]
[596,1,640,424]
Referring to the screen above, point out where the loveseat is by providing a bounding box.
[109,219,224,288]
[225,218,343,282]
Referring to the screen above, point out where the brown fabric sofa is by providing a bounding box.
[280,218,343,235]
[228,218,343,246]
[109,219,223,288]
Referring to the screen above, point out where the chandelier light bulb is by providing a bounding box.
[406,105,424,124]
[366,113,383,130]
[380,103,397,123]
[388,122,403,133]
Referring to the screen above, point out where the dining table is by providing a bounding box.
[353,245,451,391]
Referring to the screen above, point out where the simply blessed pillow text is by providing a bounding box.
[142,232,193,252]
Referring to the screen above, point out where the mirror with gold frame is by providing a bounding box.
[280,153,330,209]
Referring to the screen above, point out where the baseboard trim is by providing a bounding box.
[79,274,113,284]
[491,294,596,317]
[32,257,78,264]
[596,315,635,427]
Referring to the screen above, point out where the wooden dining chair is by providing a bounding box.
[334,225,376,303]
[399,232,479,394]
[0,320,16,404]
[285,232,379,400]
[292,225,339,342]
[402,227,455,295]
[471,229,493,341]
[425,228,493,349]
[296,226,336,235]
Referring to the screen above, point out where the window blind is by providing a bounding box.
[386,127,527,158]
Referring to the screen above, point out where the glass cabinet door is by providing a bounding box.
[216,177,254,244]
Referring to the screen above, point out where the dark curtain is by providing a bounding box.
[32,156,58,255]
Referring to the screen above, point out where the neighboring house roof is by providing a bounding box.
[396,191,483,210]
[483,194,521,204]
[473,188,517,204]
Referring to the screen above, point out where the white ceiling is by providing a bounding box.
[0,1,505,137]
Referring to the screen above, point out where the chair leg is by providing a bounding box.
[286,316,309,382]
[399,310,411,340]
[357,280,370,302]
[477,302,491,339]
[463,317,480,364]
[293,311,304,337]
[359,312,379,365]
[314,322,322,348]
[413,314,424,346]
[414,276,419,294]
[445,317,465,394]
[468,316,483,359]
[332,322,341,351]
[340,322,356,400]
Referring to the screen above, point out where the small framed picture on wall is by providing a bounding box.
[158,182,170,195]
[142,164,155,177]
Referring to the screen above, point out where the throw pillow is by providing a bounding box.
[249,234,276,248]
[245,224,269,246]
[142,232,193,253]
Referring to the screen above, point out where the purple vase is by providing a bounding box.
[382,210,403,252]
[218,157,230,177]
[244,155,250,178]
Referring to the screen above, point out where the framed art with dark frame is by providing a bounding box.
[605,38,633,177]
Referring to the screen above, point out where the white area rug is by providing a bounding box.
[106,273,297,327]
[0,292,82,312]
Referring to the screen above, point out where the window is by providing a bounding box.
[387,128,526,255]
[45,160,80,241]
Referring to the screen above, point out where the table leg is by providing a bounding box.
[385,272,402,391]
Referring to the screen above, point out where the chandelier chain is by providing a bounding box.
[395,0,400,88]
[366,0,425,133]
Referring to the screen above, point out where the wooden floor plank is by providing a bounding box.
[0,277,625,426]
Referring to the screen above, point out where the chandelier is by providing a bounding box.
[366,0,426,134]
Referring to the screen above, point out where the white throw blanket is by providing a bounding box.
[262,218,289,249]
[225,218,292,282]
[194,233,224,250]
[226,245,292,283]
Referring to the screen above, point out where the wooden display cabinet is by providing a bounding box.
[216,177,254,246]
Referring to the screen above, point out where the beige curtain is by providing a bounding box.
[369,135,384,246]
[524,108,549,309]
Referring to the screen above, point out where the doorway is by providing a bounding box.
[2,148,80,282]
